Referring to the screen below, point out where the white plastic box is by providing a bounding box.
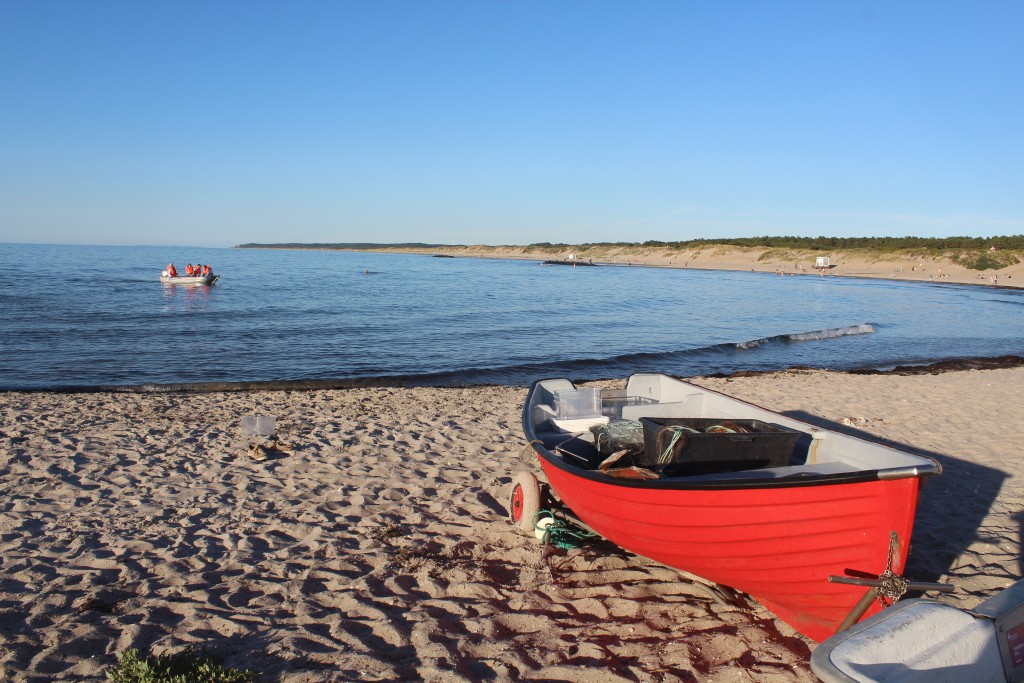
[553,389,602,419]
[241,415,276,436]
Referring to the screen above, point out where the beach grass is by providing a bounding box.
[106,646,256,683]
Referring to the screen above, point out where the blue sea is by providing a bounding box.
[2,243,1023,391]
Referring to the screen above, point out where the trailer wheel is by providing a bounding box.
[509,471,541,533]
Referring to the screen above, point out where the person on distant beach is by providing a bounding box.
[166,263,177,277]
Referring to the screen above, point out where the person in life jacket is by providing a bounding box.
[167,263,178,277]
[202,264,212,276]
[185,263,195,276]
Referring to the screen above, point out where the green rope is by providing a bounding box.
[657,425,700,464]
[532,510,598,549]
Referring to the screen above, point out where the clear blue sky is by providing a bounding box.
[1,0,1021,248]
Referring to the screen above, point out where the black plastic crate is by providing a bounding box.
[639,417,801,476]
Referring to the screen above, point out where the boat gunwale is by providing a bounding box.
[522,376,941,492]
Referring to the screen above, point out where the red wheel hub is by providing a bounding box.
[511,484,524,522]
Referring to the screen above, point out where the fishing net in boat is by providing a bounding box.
[648,422,760,465]
[591,419,644,455]
[591,420,661,479]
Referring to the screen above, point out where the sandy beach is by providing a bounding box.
[364,244,1024,290]
[1,367,1021,681]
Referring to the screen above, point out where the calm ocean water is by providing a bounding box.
[2,243,1023,390]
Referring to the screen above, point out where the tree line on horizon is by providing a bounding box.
[237,236,1024,253]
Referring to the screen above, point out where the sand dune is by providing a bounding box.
[1,368,1021,681]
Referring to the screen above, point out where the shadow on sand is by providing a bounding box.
[781,410,1010,585]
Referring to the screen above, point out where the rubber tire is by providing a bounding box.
[509,471,541,533]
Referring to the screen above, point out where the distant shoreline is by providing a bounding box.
[237,242,1024,289]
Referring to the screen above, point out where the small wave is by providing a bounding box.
[3,323,883,391]
[737,324,876,350]
[985,298,1024,307]
[397,329,861,386]
[406,324,879,385]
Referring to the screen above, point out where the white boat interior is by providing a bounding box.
[526,373,940,483]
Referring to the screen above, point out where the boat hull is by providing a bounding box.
[160,274,219,285]
[538,455,918,642]
[542,259,596,266]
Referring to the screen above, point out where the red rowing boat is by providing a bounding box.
[514,373,940,642]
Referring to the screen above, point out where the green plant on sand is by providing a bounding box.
[952,251,1020,271]
[106,646,256,683]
